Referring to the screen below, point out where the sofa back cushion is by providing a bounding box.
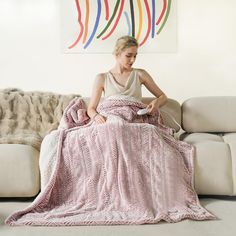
[82,97,181,132]
[182,96,236,132]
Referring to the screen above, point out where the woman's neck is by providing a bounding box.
[111,64,132,74]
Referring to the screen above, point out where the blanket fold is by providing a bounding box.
[5,96,215,226]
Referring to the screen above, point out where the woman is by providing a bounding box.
[88,35,167,124]
[5,36,215,226]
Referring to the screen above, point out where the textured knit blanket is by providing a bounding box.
[6,96,215,226]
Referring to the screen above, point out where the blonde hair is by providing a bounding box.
[113,36,139,56]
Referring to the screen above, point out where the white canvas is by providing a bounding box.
[61,0,177,53]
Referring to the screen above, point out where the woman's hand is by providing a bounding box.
[146,99,160,114]
[93,113,106,124]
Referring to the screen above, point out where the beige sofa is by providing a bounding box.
[0,89,78,197]
[0,89,235,197]
[180,97,236,195]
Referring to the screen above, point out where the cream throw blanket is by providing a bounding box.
[6,96,215,226]
[0,88,79,150]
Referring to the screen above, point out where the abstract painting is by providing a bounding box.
[61,0,176,53]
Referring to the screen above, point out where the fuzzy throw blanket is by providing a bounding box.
[6,96,215,226]
[0,88,79,150]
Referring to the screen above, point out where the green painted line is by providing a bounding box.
[157,0,171,35]
[97,0,120,38]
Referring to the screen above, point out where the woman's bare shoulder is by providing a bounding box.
[135,68,150,83]
[94,73,106,84]
[95,72,106,79]
[135,68,148,76]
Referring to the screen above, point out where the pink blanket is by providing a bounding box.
[6,96,215,226]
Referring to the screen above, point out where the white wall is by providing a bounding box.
[0,0,236,103]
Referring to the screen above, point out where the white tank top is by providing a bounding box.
[104,69,142,101]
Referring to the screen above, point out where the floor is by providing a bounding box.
[0,197,236,236]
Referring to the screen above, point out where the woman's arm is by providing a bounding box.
[87,74,106,123]
[139,69,168,113]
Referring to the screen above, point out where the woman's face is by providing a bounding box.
[117,46,138,70]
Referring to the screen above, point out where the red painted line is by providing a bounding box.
[104,0,109,20]
[139,0,151,46]
[68,0,84,49]
[156,0,167,25]
[102,0,125,40]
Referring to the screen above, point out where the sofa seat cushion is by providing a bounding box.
[0,144,40,197]
[180,132,236,195]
